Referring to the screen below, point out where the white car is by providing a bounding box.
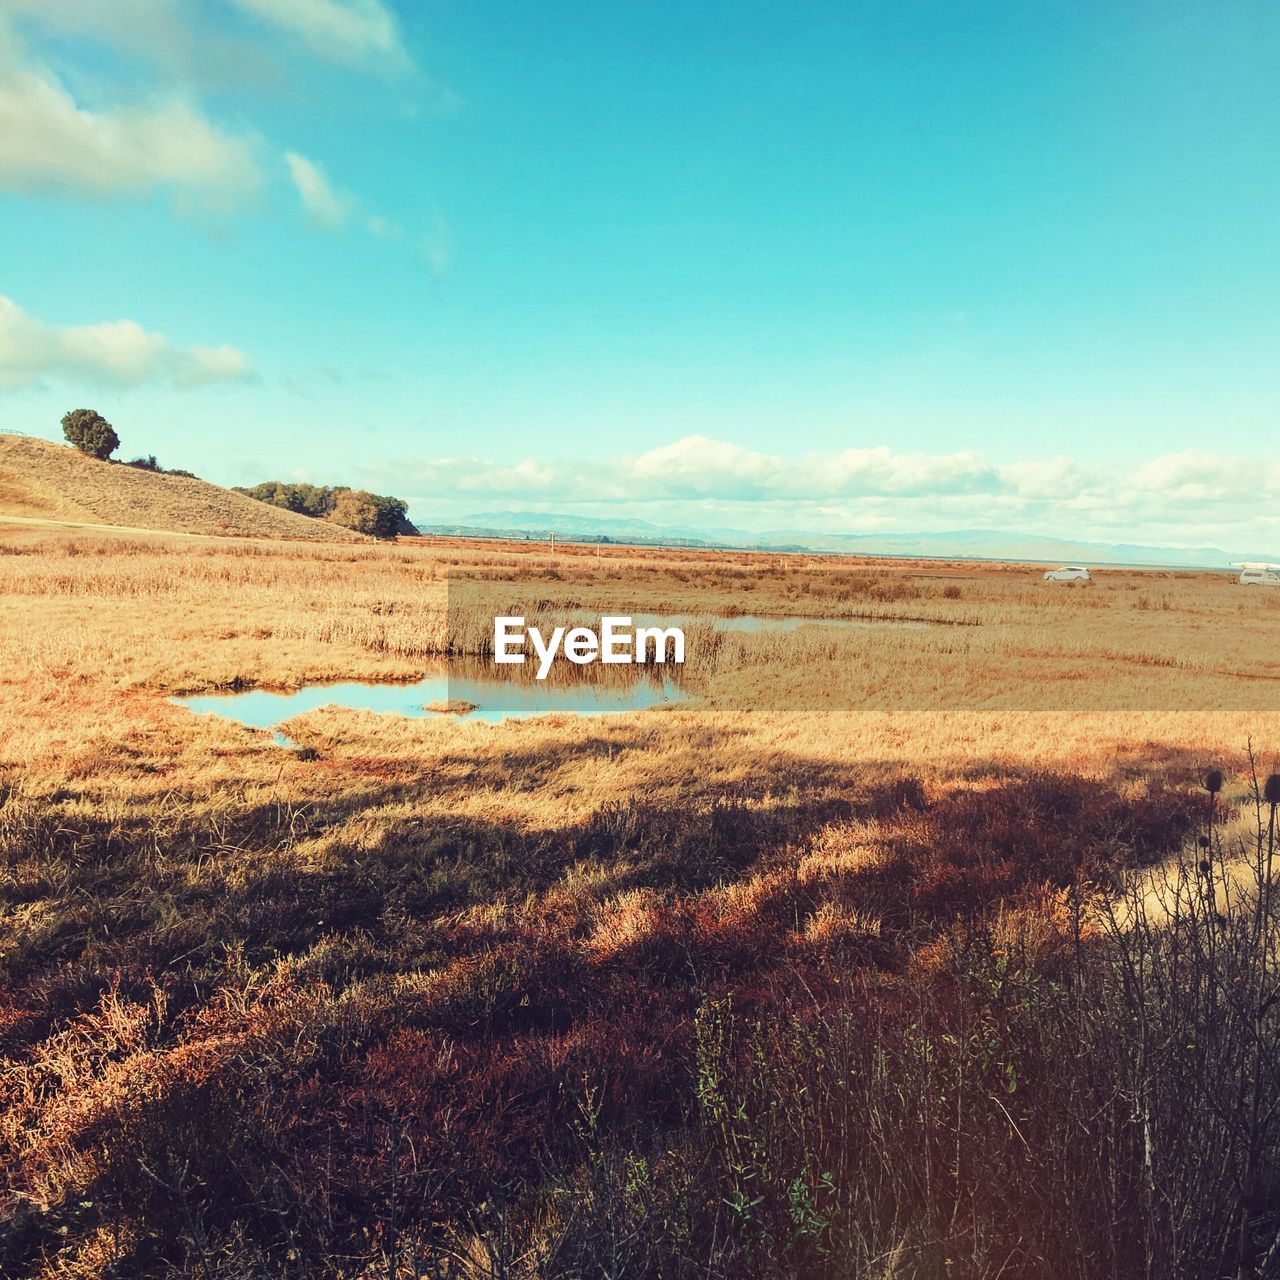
[1043,566,1092,582]
[1238,567,1280,586]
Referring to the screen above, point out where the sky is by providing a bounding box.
[1,0,1279,549]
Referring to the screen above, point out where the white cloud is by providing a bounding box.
[822,445,997,496]
[350,434,1280,552]
[357,437,1016,507]
[229,0,409,70]
[3,1,281,90]
[630,435,781,496]
[999,457,1097,500]
[285,153,430,264]
[0,61,260,204]
[564,437,1000,502]
[1126,450,1280,503]
[0,294,253,390]
[284,150,352,227]
[2,0,193,72]
[0,6,431,261]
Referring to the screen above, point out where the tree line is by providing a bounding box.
[234,481,415,539]
[59,408,415,539]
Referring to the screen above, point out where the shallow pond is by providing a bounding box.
[172,613,924,744]
[174,662,687,744]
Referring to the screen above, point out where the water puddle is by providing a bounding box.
[173,613,924,746]
[174,660,687,745]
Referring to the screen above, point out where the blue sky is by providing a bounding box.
[2,1,1279,547]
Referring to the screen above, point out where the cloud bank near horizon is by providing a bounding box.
[350,434,1280,553]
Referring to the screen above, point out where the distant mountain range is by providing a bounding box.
[415,510,1274,569]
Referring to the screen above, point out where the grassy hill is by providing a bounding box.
[0,435,364,541]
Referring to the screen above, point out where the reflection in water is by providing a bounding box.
[173,658,687,744]
[173,614,922,745]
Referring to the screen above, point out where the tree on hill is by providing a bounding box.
[237,480,414,538]
[61,409,119,460]
[329,489,380,536]
[239,480,301,511]
[238,481,342,518]
[369,494,409,539]
[125,454,200,479]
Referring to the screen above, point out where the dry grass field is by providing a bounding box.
[0,437,363,542]
[4,523,1280,1278]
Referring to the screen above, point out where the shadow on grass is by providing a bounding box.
[0,740,1213,1277]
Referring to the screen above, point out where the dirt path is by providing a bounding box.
[0,513,210,538]
[0,513,369,546]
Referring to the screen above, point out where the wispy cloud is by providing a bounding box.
[285,151,407,242]
[0,0,280,90]
[419,215,453,275]
[284,151,352,227]
[2,0,193,69]
[0,295,253,390]
[365,214,403,240]
[228,0,410,72]
[1,1,434,239]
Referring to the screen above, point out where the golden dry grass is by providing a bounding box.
[3,521,1280,819]
[0,436,364,541]
[5,524,1280,1277]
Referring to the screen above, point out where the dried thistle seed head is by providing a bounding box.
[1204,769,1223,794]
[1199,860,1212,876]
[1265,774,1280,805]
[1197,835,1210,849]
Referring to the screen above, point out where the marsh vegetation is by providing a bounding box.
[4,526,1280,1277]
